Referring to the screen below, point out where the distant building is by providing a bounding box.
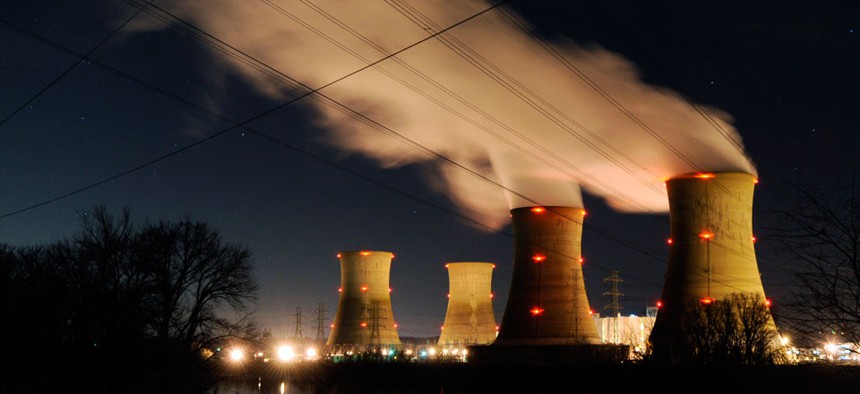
[592,312,656,358]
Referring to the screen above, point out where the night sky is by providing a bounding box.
[2,0,857,339]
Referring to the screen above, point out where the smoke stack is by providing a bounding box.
[494,206,601,345]
[327,250,400,347]
[649,172,774,357]
[438,262,498,346]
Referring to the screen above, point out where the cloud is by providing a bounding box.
[129,0,756,230]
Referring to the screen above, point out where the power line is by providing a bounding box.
[0,1,152,130]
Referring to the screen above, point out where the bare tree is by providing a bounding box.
[0,205,259,391]
[137,219,260,358]
[671,293,785,366]
[765,175,860,353]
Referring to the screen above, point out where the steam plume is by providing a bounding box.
[129,0,756,230]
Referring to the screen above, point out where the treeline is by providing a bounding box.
[0,205,259,392]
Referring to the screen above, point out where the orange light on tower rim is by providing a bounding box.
[699,232,714,240]
[656,300,663,308]
[531,207,546,214]
[700,297,715,304]
[695,173,716,179]
[360,285,368,292]
[530,307,545,316]
[360,322,368,328]
[359,251,371,256]
[667,238,673,245]
[532,254,546,263]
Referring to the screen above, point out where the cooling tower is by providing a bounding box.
[494,206,601,345]
[649,172,775,359]
[327,250,401,347]
[438,262,498,346]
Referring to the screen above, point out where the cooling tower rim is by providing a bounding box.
[337,250,395,258]
[444,261,496,268]
[667,171,757,182]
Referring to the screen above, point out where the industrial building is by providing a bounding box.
[327,250,401,352]
[438,262,498,348]
[648,172,779,362]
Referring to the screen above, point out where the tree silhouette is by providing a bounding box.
[1,205,259,392]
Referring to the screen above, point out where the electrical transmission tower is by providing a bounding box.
[313,302,327,342]
[293,306,303,340]
[603,270,624,344]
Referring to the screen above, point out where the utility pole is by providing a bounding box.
[603,270,624,344]
[293,306,303,340]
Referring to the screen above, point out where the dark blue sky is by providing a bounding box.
[1,0,857,338]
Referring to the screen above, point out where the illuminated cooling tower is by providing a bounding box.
[327,251,401,347]
[494,206,601,345]
[649,172,774,357]
[438,262,498,346]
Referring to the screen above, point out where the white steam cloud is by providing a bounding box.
[130,0,756,230]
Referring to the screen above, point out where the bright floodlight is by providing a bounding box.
[229,348,244,362]
[276,345,296,362]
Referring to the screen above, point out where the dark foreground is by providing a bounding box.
[213,361,860,394]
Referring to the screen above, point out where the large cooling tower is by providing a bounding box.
[649,172,774,358]
[438,262,498,346]
[494,206,601,345]
[327,250,401,347]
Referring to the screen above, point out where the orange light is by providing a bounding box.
[360,251,371,256]
[489,293,494,298]
[336,253,342,258]
[588,309,594,316]
[495,325,499,331]
[695,173,715,179]
[447,293,450,298]
[492,264,496,269]
[393,323,398,328]
[765,298,772,308]
[531,207,546,214]
[360,285,368,292]
[330,324,334,328]
[530,307,544,316]
[532,254,546,263]
[440,326,444,331]
[579,257,585,264]
[700,297,715,304]
[445,264,449,269]
[667,238,673,245]
[656,301,663,308]
[581,210,587,217]
[752,236,757,243]
[699,232,714,240]
[753,178,759,184]
[388,288,392,293]
[338,287,342,293]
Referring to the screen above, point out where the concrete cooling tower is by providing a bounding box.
[438,262,498,346]
[327,250,401,347]
[494,206,601,346]
[649,172,776,360]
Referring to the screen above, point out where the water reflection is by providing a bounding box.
[208,378,316,394]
